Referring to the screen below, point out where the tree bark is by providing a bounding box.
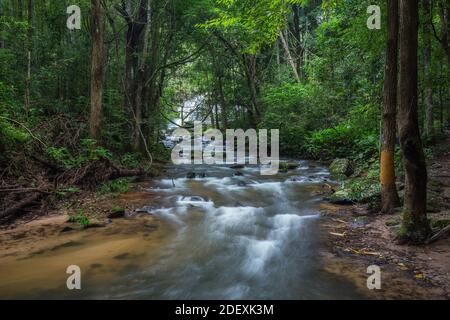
[423,0,434,139]
[292,4,304,80]
[89,0,105,141]
[438,1,450,127]
[133,0,150,152]
[380,0,401,214]
[279,31,301,83]
[398,0,430,243]
[24,0,33,117]
[243,54,260,125]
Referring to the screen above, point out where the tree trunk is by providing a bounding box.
[292,4,304,80]
[279,31,301,83]
[398,0,430,243]
[243,54,260,125]
[380,0,401,214]
[24,0,33,117]
[438,1,450,127]
[89,0,105,141]
[133,0,150,152]
[423,0,434,139]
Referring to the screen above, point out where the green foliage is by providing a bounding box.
[46,139,112,169]
[55,187,81,198]
[99,178,132,195]
[333,177,381,204]
[67,209,90,228]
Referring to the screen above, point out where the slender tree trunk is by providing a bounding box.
[89,0,105,140]
[243,54,260,125]
[292,4,304,80]
[279,31,301,83]
[133,0,150,152]
[398,0,430,243]
[381,0,401,214]
[423,0,434,139]
[438,1,450,127]
[24,0,33,117]
[217,73,228,130]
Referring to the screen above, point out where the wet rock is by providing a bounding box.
[114,253,130,260]
[237,181,247,187]
[234,171,244,176]
[198,172,207,178]
[279,161,299,172]
[189,196,204,202]
[329,159,354,179]
[86,223,105,229]
[60,226,75,234]
[186,172,196,179]
[108,208,125,219]
[231,164,245,169]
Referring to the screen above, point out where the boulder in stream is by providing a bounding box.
[329,159,354,179]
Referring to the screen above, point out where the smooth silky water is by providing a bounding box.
[0,161,365,299]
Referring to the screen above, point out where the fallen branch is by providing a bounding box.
[0,116,47,148]
[0,192,45,220]
[427,225,450,244]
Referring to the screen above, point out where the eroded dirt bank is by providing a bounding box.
[320,203,450,299]
[0,183,172,299]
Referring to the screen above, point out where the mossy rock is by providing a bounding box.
[329,190,354,205]
[108,207,125,219]
[329,159,354,179]
[279,161,299,171]
[329,178,381,207]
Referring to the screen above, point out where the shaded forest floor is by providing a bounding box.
[320,134,450,299]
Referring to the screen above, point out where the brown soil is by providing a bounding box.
[320,137,450,300]
[0,180,171,298]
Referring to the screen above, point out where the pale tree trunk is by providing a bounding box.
[292,4,304,80]
[423,0,434,139]
[398,0,430,243]
[381,0,400,214]
[24,0,33,117]
[279,31,301,83]
[89,0,105,141]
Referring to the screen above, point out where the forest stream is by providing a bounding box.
[0,161,368,299]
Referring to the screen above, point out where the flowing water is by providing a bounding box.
[0,161,365,299]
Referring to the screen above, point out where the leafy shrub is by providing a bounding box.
[67,209,90,228]
[99,178,132,195]
[47,139,112,169]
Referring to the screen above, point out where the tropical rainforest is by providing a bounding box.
[0,0,450,299]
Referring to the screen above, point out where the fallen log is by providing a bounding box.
[0,192,45,220]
